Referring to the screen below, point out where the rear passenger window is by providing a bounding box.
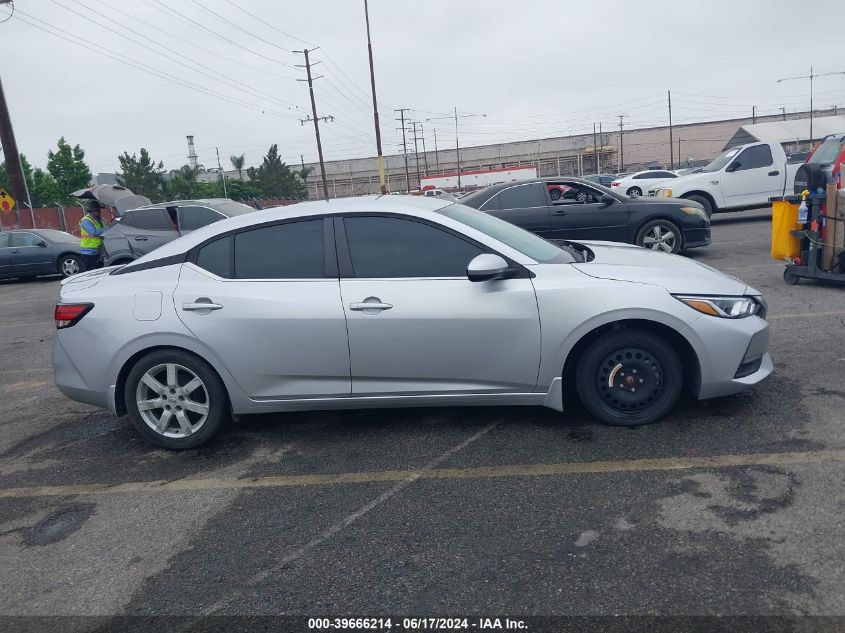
[196,236,232,278]
[131,208,176,231]
[234,220,325,279]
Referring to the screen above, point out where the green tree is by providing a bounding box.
[0,154,61,208]
[247,144,305,199]
[116,148,166,202]
[47,137,92,203]
[230,153,245,180]
[223,178,263,201]
[163,165,200,200]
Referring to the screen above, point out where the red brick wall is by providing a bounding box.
[0,206,117,236]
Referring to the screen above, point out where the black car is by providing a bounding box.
[0,229,84,280]
[459,177,711,254]
[102,199,256,265]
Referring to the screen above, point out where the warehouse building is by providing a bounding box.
[302,110,843,198]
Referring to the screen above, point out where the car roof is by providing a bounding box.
[123,195,455,268]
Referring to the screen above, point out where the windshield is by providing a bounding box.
[439,203,575,263]
[701,147,740,173]
[808,137,844,165]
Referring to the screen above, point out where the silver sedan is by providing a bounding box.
[52,196,771,449]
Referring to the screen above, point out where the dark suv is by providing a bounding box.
[102,199,257,265]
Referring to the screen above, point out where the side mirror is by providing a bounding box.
[467,253,510,282]
[37,240,49,247]
[725,162,740,172]
[599,193,615,207]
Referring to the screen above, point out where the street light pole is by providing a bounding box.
[214,146,227,198]
[426,109,485,191]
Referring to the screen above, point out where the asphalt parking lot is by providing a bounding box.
[0,208,844,627]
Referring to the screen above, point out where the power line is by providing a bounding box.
[56,0,304,112]
[181,0,294,54]
[220,0,315,47]
[142,0,297,69]
[12,9,300,120]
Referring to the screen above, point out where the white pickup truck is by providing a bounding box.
[650,141,800,216]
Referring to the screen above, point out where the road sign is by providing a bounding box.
[0,188,14,212]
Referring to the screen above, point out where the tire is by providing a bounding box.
[575,191,588,203]
[575,329,683,427]
[58,254,83,278]
[626,186,642,197]
[549,189,562,201]
[635,219,683,254]
[124,349,229,449]
[783,267,800,285]
[684,194,713,219]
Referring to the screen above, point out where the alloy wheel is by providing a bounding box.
[135,363,210,438]
[642,224,677,253]
[61,258,80,276]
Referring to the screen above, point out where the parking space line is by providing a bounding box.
[2,448,843,500]
[768,310,845,321]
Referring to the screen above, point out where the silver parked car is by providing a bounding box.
[52,196,772,449]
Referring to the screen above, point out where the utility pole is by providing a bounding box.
[395,108,411,192]
[0,76,32,224]
[214,146,228,198]
[296,49,330,201]
[618,114,627,172]
[668,90,674,170]
[363,0,386,194]
[678,138,683,168]
[778,66,845,145]
[598,122,603,173]
[411,120,421,188]
[752,105,757,124]
[433,128,440,173]
[593,123,598,174]
[426,109,485,190]
[419,123,429,175]
[781,107,786,121]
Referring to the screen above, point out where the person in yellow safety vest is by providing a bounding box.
[79,199,107,271]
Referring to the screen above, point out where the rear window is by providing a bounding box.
[212,201,258,217]
[196,236,232,278]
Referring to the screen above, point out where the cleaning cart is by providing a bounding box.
[772,185,845,285]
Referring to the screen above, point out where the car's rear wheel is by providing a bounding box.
[684,194,713,219]
[626,186,642,197]
[575,329,683,427]
[636,219,682,254]
[125,350,228,449]
[549,189,562,201]
[58,254,82,278]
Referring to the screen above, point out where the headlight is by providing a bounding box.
[658,188,673,198]
[673,295,761,318]
[680,206,706,218]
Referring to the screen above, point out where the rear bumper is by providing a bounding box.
[683,226,712,249]
[52,337,109,409]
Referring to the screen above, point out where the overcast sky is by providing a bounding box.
[3,0,844,175]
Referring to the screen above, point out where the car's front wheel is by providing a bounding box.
[575,329,683,427]
[636,219,682,254]
[125,349,229,449]
[58,254,82,278]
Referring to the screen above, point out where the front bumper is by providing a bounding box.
[683,226,711,249]
[689,314,772,399]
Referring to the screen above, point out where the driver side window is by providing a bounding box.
[546,182,601,205]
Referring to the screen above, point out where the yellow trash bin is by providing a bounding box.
[771,197,802,260]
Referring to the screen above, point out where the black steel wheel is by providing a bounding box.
[575,329,683,426]
[550,189,562,201]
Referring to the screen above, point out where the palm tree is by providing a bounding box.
[230,154,245,180]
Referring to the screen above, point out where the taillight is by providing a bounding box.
[611,181,620,187]
[55,303,94,329]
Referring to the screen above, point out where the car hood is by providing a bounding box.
[651,171,713,194]
[571,241,749,295]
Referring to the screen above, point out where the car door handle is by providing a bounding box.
[768,170,780,176]
[350,300,393,311]
[134,236,148,241]
[553,209,567,215]
[10,249,20,253]
[182,301,223,311]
